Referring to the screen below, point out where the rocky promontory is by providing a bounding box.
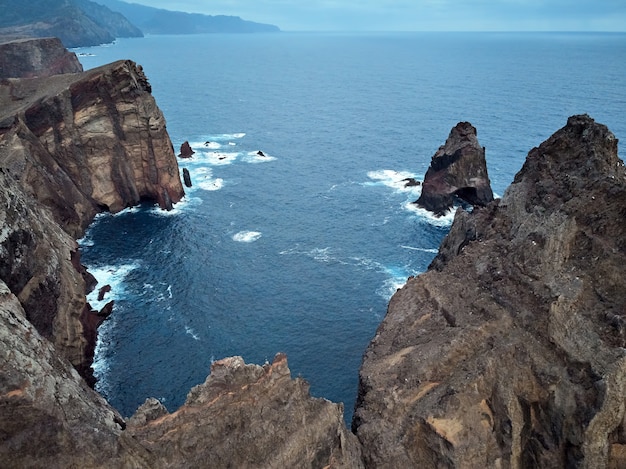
[353,115,626,468]
[0,39,184,382]
[416,121,494,216]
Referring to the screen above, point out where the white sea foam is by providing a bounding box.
[185,326,200,341]
[233,231,262,243]
[404,202,456,227]
[86,262,140,312]
[242,150,277,163]
[194,141,221,150]
[365,169,423,193]
[400,245,439,254]
[188,167,225,191]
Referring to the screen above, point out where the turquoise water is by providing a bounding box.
[75,32,626,422]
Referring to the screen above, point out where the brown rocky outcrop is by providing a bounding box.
[0,278,148,469]
[0,291,362,468]
[415,121,494,216]
[0,37,83,78]
[0,47,184,382]
[353,115,626,468]
[0,58,184,237]
[178,140,195,158]
[127,353,364,468]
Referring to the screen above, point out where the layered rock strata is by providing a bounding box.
[0,37,83,78]
[353,115,626,468]
[416,121,494,216]
[0,52,184,380]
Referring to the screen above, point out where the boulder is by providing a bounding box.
[97,284,111,301]
[415,121,494,216]
[354,115,626,468]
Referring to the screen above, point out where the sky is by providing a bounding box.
[129,0,626,32]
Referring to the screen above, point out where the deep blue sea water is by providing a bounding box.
[74,32,626,423]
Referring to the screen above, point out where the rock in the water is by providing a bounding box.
[415,121,494,216]
[353,115,626,468]
[402,177,421,187]
[182,167,192,187]
[97,285,112,301]
[0,37,83,79]
[178,140,195,158]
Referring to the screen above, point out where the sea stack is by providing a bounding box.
[354,115,626,468]
[415,121,494,216]
[179,141,195,158]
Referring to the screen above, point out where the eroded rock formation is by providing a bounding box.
[0,37,83,78]
[0,58,185,237]
[178,140,195,158]
[0,45,184,382]
[127,354,363,468]
[415,121,494,216]
[353,115,626,468]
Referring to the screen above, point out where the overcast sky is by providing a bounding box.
[129,0,626,32]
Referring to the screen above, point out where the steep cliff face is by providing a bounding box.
[0,278,149,469]
[353,115,626,468]
[0,58,185,237]
[0,37,83,78]
[416,121,494,216]
[0,170,93,380]
[0,52,184,381]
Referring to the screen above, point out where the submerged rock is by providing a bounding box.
[415,121,494,216]
[354,115,626,468]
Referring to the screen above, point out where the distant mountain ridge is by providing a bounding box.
[94,0,280,34]
[0,0,279,48]
[0,0,143,47]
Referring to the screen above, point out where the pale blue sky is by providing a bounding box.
[129,0,626,31]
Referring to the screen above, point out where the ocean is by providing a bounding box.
[74,32,626,423]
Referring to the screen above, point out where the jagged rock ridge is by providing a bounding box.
[353,115,626,468]
[416,121,494,216]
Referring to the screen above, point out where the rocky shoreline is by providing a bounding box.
[1,38,625,468]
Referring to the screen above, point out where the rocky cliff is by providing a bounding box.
[0,39,362,468]
[353,115,626,468]
[0,287,362,467]
[0,45,184,382]
[0,37,83,78]
[416,121,494,216]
